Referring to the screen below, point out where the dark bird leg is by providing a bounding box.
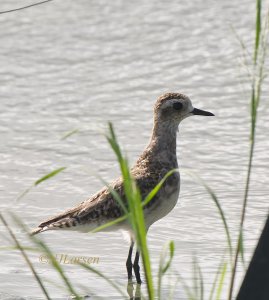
[133,250,142,284]
[126,240,134,280]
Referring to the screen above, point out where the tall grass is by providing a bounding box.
[180,1,268,299]
[14,214,83,299]
[0,214,52,300]
[157,241,175,299]
[17,167,66,201]
[228,1,268,298]
[1,122,177,299]
[1,1,268,299]
[105,122,155,299]
[182,1,268,299]
[183,170,233,264]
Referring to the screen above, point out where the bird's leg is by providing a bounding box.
[126,240,134,280]
[133,250,142,284]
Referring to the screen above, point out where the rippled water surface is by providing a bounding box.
[0,0,269,299]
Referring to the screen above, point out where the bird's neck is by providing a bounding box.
[148,121,178,154]
[135,120,179,171]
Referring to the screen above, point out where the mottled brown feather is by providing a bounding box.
[32,92,190,234]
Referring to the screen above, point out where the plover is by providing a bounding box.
[31,92,214,284]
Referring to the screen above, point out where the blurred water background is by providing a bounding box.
[0,0,269,299]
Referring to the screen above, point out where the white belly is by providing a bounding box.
[145,187,180,228]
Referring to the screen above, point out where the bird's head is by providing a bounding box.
[154,92,214,124]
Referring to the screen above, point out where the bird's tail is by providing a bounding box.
[30,227,45,236]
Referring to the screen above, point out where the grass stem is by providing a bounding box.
[0,213,51,300]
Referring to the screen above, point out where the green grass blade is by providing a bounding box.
[175,271,196,300]
[34,239,82,299]
[11,214,81,299]
[230,25,252,80]
[201,183,232,260]
[228,3,268,298]
[97,176,128,215]
[132,185,155,298]
[79,262,126,298]
[35,167,66,186]
[106,123,155,300]
[239,229,246,267]
[61,128,79,140]
[197,264,204,300]
[0,214,51,300]
[192,256,199,299]
[16,186,33,201]
[90,215,128,233]
[183,170,233,263]
[0,246,39,252]
[143,169,179,207]
[162,241,175,274]
[158,241,175,299]
[17,167,67,201]
[209,254,227,300]
[216,262,227,300]
[254,0,262,63]
[92,169,179,235]
[168,277,180,300]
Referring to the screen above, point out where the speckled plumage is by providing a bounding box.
[31,92,214,284]
[32,92,213,238]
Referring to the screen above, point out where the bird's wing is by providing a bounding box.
[32,178,125,233]
[76,178,125,219]
[32,164,168,235]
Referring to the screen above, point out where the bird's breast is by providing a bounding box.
[145,178,180,228]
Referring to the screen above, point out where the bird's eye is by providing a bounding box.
[173,102,183,110]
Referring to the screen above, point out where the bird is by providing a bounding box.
[31,92,214,284]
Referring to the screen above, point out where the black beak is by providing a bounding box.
[192,108,214,116]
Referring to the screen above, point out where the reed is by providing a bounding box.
[0,213,52,300]
[228,0,268,298]
[105,122,155,299]
[17,167,66,201]
[2,121,178,299]
[12,214,82,299]
[2,2,267,299]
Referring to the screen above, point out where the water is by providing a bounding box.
[0,0,269,299]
